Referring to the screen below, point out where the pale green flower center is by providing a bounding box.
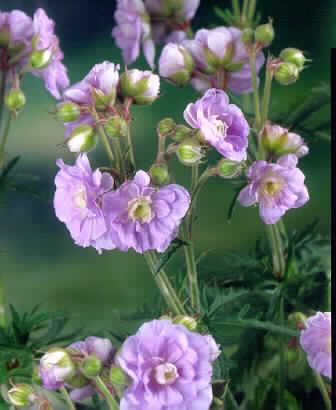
[154,363,179,385]
[263,179,283,196]
[128,196,153,223]
[73,185,87,209]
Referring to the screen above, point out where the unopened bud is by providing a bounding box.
[173,315,197,331]
[176,138,203,166]
[92,88,116,111]
[149,163,170,186]
[255,22,274,46]
[120,69,160,105]
[56,102,81,123]
[5,89,26,112]
[159,44,194,86]
[288,312,307,329]
[274,62,299,85]
[279,48,306,71]
[171,125,192,142]
[67,124,97,153]
[80,355,102,378]
[110,366,128,386]
[105,116,128,138]
[30,48,52,69]
[217,159,244,179]
[241,28,254,45]
[8,384,35,407]
[157,118,176,136]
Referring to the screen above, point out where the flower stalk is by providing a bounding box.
[313,371,331,410]
[60,387,76,410]
[94,376,119,410]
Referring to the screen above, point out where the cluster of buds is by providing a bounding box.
[55,62,160,155]
[274,47,307,85]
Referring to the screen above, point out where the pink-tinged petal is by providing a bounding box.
[238,185,257,207]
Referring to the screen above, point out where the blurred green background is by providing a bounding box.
[0,0,333,333]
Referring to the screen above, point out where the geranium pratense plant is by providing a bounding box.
[0,1,331,410]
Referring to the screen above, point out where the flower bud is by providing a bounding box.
[171,125,192,142]
[173,315,197,331]
[39,348,76,390]
[110,366,128,386]
[67,124,97,153]
[255,22,274,46]
[288,312,307,329]
[159,44,194,86]
[274,62,299,85]
[217,159,244,179]
[149,163,170,186]
[30,48,52,69]
[241,28,255,45]
[157,118,176,136]
[80,355,102,378]
[56,102,81,123]
[105,116,128,138]
[5,89,26,112]
[8,384,35,407]
[119,69,160,105]
[279,48,306,71]
[261,122,308,158]
[176,138,203,166]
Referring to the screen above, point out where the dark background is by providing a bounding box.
[0,0,332,333]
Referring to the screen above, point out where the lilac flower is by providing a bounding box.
[300,312,331,379]
[261,122,309,158]
[39,349,75,390]
[31,8,69,99]
[97,171,190,254]
[0,10,33,51]
[184,27,265,94]
[117,319,213,410]
[54,154,115,252]
[69,336,115,365]
[184,88,249,161]
[112,0,155,68]
[238,154,309,224]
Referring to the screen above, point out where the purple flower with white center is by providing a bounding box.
[39,349,75,391]
[54,154,115,252]
[184,88,249,161]
[112,0,155,68]
[238,154,309,224]
[31,8,69,99]
[69,336,115,365]
[261,122,309,158]
[184,26,265,94]
[97,170,190,254]
[300,312,331,379]
[117,319,213,410]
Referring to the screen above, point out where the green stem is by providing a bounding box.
[0,70,8,131]
[232,0,241,18]
[226,386,240,410]
[0,278,5,328]
[94,376,119,410]
[313,371,331,410]
[278,296,286,410]
[114,137,126,180]
[265,223,286,278]
[0,113,12,167]
[249,50,262,131]
[126,122,136,172]
[247,0,257,21]
[98,125,115,166]
[144,251,186,315]
[60,387,76,410]
[261,65,273,126]
[241,0,249,21]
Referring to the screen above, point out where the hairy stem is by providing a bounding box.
[261,62,274,126]
[247,0,257,21]
[313,371,331,410]
[94,376,119,410]
[60,387,76,410]
[144,251,186,316]
[126,122,136,172]
[98,125,115,166]
[241,0,249,21]
[232,0,241,18]
[265,223,286,278]
[249,50,262,131]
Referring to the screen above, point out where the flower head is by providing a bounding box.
[69,336,115,365]
[300,312,331,379]
[98,171,190,253]
[117,319,214,410]
[238,154,309,224]
[0,10,33,54]
[31,8,69,99]
[261,122,309,158]
[184,88,249,161]
[39,348,75,390]
[54,154,115,252]
[159,43,194,86]
[112,0,155,68]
